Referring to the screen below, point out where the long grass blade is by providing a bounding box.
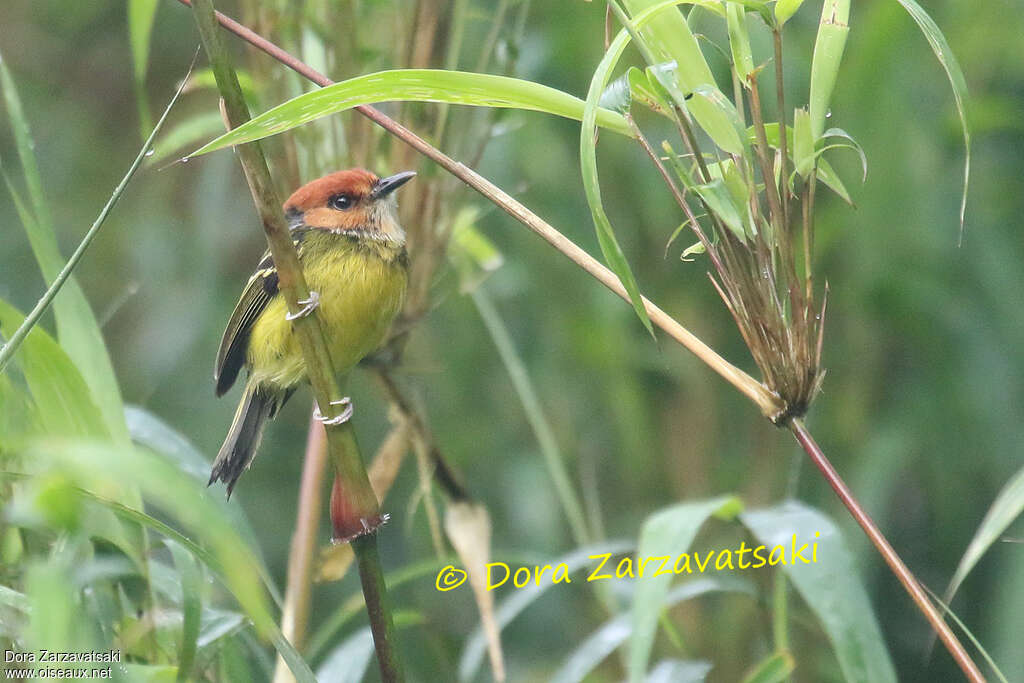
[890,0,971,236]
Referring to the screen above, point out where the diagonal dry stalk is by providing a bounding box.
[173,2,984,679]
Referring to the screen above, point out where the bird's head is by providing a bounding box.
[283,168,415,242]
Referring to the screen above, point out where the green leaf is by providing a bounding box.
[740,651,796,683]
[581,26,655,338]
[24,558,90,653]
[808,1,850,139]
[695,178,748,241]
[821,127,867,181]
[629,496,743,682]
[621,0,743,153]
[0,584,30,613]
[168,540,201,683]
[448,207,504,293]
[793,108,814,178]
[316,612,423,683]
[755,122,855,204]
[727,3,755,81]
[741,501,896,683]
[552,577,754,683]
[317,627,375,683]
[121,665,179,683]
[458,542,633,681]
[191,69,631,157]
[944,464,1024,604]
[128,0,159,83]
[148,111,225,164]
[774,0,807,26]
[680,240,706,262]
[0,298,107,438]
[891,0,971,232]
[646,659,714,682]
[0,57,129,444]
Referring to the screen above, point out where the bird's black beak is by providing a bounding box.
[371,171,416,200]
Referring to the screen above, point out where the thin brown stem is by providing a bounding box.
[789,419,985,683]
[773,29,789,230]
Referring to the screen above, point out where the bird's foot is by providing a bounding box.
[286,291,321,320]
[314,397,353,425]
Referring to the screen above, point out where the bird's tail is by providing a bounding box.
[209,382,279,497]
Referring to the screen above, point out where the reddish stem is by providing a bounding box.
[789,418,984,682]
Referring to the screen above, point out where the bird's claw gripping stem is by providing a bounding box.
[314,397,354,426]
[286,291,320,321]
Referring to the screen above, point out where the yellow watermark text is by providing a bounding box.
[435,533,821,592]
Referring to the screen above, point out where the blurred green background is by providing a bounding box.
[1,0,1021,680]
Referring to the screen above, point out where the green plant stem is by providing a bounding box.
[0,73,185,374]
[471,286,591,546]
[171,0,781,422]
[788,418,984,683]
[190,1,402,680]
[352,534,403,683]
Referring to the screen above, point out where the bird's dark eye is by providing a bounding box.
[329,194,354,210]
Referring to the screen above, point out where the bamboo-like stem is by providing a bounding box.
[272,413,328,683]
[190,1,402,679]
[352,534,403,683]
[171,0,780,421]
[788,418,984,683]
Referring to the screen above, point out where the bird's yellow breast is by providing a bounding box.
[246,232,407,388]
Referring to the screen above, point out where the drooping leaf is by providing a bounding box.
[741,501,896,683]
[629,496,743,682]
[552,577,753,683]
[944,464,1024,604]
[191,69,632,157]
[581,23,655,338]
[891,0,971,232]
[458,542,633,681]
[0,298,107,438]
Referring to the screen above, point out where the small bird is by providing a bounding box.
[210,168,414,496]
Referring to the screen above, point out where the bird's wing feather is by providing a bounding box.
[214,229,311,396]
[214,251,278,396]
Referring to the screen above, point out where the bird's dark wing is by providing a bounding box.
[214,228,314,396]
[214,251,279,396]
